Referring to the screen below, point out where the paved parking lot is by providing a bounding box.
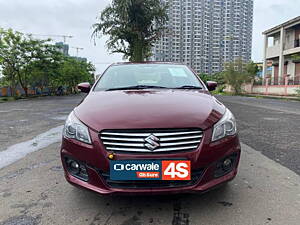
[218,95,300,175]
[0,94,299,225]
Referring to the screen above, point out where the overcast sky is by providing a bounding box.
[0,0,299,74]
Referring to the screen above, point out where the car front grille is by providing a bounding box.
[99,169,204,189]
[100,128,203,153]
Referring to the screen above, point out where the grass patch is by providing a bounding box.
[0,96,16,103]
[238,94,300,101]
[214,92,300,101]
[213,91,235,96]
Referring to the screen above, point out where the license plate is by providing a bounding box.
[110,160,191,181]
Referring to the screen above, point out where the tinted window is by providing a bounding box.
[94,64,204,91]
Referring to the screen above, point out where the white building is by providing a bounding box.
[262,16,300,85]
[152,0,253,74]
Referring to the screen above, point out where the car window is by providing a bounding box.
[94,64,204,91]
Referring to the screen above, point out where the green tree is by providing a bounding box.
[1,28,96,97]
[223,59,257,94]
[25,46,65,94]
[199,72,225,85]
[92,0,168,61]
[0,74,9,86]
[0,29,63,96]
[199,73,210,83]
[211,72,226,85]
[199,72,226,94]
[0,28,23,96]
[20,42,64,96]
[58,57,95,93]
[245,61,259,77]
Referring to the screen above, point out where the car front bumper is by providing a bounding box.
[60,131,241,195]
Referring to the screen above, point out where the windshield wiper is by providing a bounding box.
[105,85,168,91]
[175,85,203,89]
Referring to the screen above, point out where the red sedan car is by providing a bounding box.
[60,62,241,195]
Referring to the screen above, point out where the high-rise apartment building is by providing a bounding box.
[152,0,253,74]
[55,42,69,56]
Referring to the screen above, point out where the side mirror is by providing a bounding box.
[206,81,217,91]
[77,82,91,93]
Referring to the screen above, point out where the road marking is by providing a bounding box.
[51,115,68,121]
[0,109,26,113]
[0,126,63,170]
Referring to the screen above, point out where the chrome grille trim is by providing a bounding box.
[103,142,145,147]
[160,140,200,147]
[100,129,203,153]
[101,136,144,142]
[106,145,199,152]
[160,135,202,142]
[101,130,202,137]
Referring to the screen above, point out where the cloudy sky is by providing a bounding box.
[0,0,299,74]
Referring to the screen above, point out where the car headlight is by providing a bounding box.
[63,111,92,144]
[212,109,237,142]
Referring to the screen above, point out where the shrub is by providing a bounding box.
[296,88,300,97]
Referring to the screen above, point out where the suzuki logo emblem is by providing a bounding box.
[144,134,160,151]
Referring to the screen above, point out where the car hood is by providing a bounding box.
[74,90,226,131]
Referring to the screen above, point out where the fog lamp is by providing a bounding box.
[71,161,79,169]
[214,153,237,178]
[223,158,232,168]
[68,160,80,174]
[65,157,89,181]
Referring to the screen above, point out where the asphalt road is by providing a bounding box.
[217,95,300,175]
[0,94,299,225]
[0,95,83,152]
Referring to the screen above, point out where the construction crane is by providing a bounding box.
[71,46,84,57]
[27,34,73,43]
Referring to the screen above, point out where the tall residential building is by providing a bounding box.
[55,42,69,56]
[152,0,253,74]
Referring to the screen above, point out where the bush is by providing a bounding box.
[296,88,300,97]
[199,72,225,85]
[199,73,210,83]
[253,77,263,85]
[215,84,226,93]
[223,59,257,94]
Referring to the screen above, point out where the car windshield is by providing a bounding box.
[93,64,204,91]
